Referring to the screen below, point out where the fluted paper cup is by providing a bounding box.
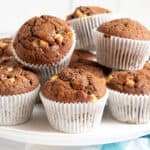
[94,30,150,70]
[68,14,113,51]
[40,90,108,133]
[108,89,150,124]
[11,30,76,85]
[0,85,40,125]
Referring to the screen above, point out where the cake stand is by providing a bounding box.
[0,104,150,150]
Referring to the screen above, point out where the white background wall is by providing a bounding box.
[0,0,150,33]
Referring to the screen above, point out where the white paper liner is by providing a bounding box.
[108,89,150,124]
[94,30,150,70]
[40,90,108,133]
[68,13,113,51]
[0,85,40,125]
[11,29,76,85]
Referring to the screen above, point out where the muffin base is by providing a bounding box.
[108,89,150,124]
[68,14,113,51]
[0,85,40,125]
[40,90,108,134]
[94,30,150,70]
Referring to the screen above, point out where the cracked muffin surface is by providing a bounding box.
[70,59,105,78]
[107,70,150,95]
[13,15,74,65]
[98,18,150,40]
[41,68,106,103]
[67,6,111,20]
[0,65,39,95]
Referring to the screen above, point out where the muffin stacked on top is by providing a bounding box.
[67,6,112,50]
[12,15,76,84]
[94,18,150,70]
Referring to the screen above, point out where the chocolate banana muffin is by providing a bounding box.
[0,65,39,95]
[70,50,96,63]
[0,38,13,58]
[13,15,74,65]
[98,18,150,40]
[67,6,111,20]
[41,68,106,103]
[107,70,150,95]
[70,59,105,78]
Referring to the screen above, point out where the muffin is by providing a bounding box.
[94,18,150,70]
[70,59,112,78]
[40,68,108,133]
[0,65,40,125]
[12,15,76,84]
[107,70,150,124]
[67,6,112,50]
[0,38,13,62]
[67,6,111,20]
[70,49,96,63]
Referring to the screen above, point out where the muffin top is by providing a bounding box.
[13,15,74,65]
[67,6,111,20]
[98,18,150,40]
[41,68,106,103]
[0,38,13,58]
[107,70,150,95]
[0,65,39,95]
[70,59,105,78]
[0,57,22,67]
[70,50,96,63]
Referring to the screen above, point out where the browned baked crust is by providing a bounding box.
[107,70,150,95]
[98,18,150,40]
[67,6,111,20]
[13,15,74,65]
[70,59,105,78]
[0,65,39,95]
[41,68,106,103]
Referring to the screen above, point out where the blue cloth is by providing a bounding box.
[100,135,150,150]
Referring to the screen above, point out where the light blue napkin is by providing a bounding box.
[100,135,150,150]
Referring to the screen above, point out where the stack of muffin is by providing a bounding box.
[0,5,149,134]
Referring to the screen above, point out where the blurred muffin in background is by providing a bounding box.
[67,6,111,20]
[0,38,13,60]
[70,50,96,63]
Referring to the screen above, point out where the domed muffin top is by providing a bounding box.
[0,65,39,95]
[107,70,150,95]
[67,6,111,20]
[41,68,106,103]
[98,18,150,40]
[13,15,74,65]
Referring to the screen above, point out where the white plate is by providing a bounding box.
[0,104,150,146]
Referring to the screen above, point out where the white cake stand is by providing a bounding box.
[0,104,150,150]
